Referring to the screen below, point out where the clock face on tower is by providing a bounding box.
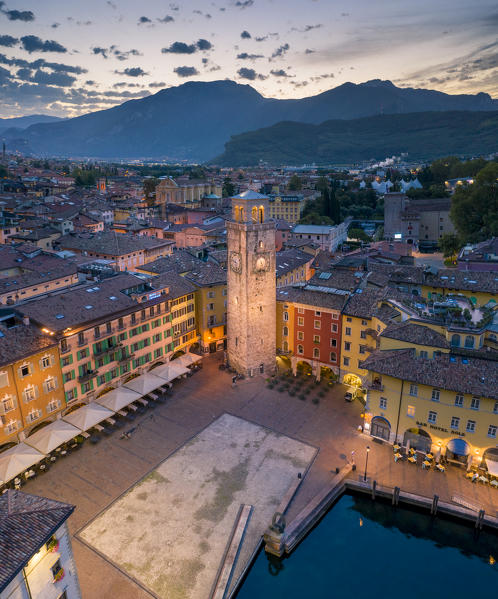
[230,251,242,273]
[254,254,269,272]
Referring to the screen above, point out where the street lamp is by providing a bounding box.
[363,446,371,482]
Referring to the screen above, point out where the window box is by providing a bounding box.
[53,568,65,583]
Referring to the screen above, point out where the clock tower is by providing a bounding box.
[227,190,276,376]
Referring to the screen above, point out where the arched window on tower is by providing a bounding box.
[251,206,258,222]
[240,207,245,222]
[258,205,264,223]
[234,206,240,222]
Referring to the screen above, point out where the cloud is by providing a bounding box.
[270,69,293,77]
[20,36,67,54]
[170,3,179,11]
[114,67,148,77]
[0,53,86,74]
[291,24,322,32]
[51,22,60,28]
[237,52,263,60]
[138,16,152,25]
[235,1,254,8]
[270,43,289,59]
[0,64,11,83]
[2,7,34,22]
[305,48,315,54]
[161,39,212,54]
[174,66,199,77]
[237,67,266,81]
[158,15,174,23]
[32,70,76,87]
[149,81,166,88]
[0,34,17,47]
[240,30,251,39]
[92,46,108,59]
[107,1,117,8]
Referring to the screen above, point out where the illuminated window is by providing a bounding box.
[407,405,415,418]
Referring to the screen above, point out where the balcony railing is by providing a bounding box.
[118,352,134,364]
[368,380,384,392]
[365,328,378,338]
[93,342,123,358]
[78,369,99,383]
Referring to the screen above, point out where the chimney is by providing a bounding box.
[22,316,30,326]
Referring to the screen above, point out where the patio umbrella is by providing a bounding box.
[174,353,203,368]
[152,362,189,383]
[24,420,80,454]
[123,372,167,396]
[62,403,114,431]
[0,443,46,484]
[95,387,142,412]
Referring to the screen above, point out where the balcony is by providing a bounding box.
[276,347,291,356]
[93,342,123,358]
[365,328,378,339]
[368,380,384,392]
[78,369,98,383]
[118,352,134,364]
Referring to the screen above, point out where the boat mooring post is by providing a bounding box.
[392,486,400,506]
[475,509,485,530]
[371,480,376,500]
[431,494,439,515]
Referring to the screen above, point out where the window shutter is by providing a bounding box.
[53,377,58,389]
[39,358,43,370]
[34,385,39,399]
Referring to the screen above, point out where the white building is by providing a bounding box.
[290,222,348,252]
[0,490,81,599]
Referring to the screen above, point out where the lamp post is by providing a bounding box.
[363,446,370,482]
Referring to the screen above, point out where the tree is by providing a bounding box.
[450,163,498,241]
[438,233,461,257]
[299,212,334,226]
[222,177,235,197]
[315,176,329,193]
[348,227,371,242]
[143,178,158,204]
[288,174,302,191]
[327,187,341,224]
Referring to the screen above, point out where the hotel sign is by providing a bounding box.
[416,421,465,437]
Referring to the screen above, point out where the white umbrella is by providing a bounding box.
[95,387,142,412]
[151,362,189,383]
[174,353,203,368]
[24,420,80,454]
[123,373,166,396]
[62,403,114,431]
[0,443,46,483]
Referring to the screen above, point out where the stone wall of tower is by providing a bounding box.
[227,220,276,376]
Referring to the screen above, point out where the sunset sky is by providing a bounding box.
[0,0,496,117]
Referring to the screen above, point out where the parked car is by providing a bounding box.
[344,391,354,402]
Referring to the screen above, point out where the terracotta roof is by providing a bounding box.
[380,321,450,349]
[276,249,313,277]
[184,262,227,287]
[343,288,384,318]
[360,349,498,399]
[0,490,74,591]
[0,322,58,367]
[277,285,349,311]
[56,231,173,256]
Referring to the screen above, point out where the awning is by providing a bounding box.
[485,458,498,477]
[62,403,115,432]
[151,362,190,383]
[0,443,46,484]
[446,438,470,456]
[95,387,142,412]
[24,420,81,454]
[123,373,168,396]
[173,353,203,368]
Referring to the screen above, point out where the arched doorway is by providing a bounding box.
[96,386,115,398]
[26,420,52,437]
[63,402,86,416]
[403,427,432,452]
[371,416,391,441]
[148,361,164,371]
[0,441,16,454]
[445,438,471,464]
[296,360,312,376]
[170,350,185,361]
[482,447,498,473]
[276,355,291,373]
[343,373,362,388]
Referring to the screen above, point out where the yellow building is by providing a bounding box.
[340,290,399,386]
[0,318,65,451]
[361,319,498,469]
[276,248,315,288]
[184,263,227,354]
[268,194,304,224]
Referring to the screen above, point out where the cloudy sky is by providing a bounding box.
[0,0,496,117]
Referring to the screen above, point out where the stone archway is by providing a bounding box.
[403,427,432,452]
[371,416,391,441]
[343,373,362,388]
[26,419,53,437]
[170,350,185,361]
[148,361,165,371]
[0,441,17,454]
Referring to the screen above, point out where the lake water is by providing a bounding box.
[235,493,497,599]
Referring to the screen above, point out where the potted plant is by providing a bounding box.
[53,568,65,583]
[47,537,59,553]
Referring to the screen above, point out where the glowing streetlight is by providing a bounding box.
[363,446,371,482]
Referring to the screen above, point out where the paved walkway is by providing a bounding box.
[22,354,497,598]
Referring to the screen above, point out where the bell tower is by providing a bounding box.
[227,190,276,376]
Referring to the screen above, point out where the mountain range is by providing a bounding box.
[2,79,497,162]
[214,110,498,166]
[0,114,62,136]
